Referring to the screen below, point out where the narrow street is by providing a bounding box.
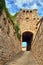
[6,51,39,65]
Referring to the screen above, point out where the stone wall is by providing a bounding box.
[15,9,41,40]
[0,10,21,65]
[31,18,43,65]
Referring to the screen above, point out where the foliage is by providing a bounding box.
[13,22,21,40]
[0,0,19,22]
[14,23,19,33]
[0,0,21,40]
[0,0,3,16]
[14,13,19,19]
[17,33,21,40]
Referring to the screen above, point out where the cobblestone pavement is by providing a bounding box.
[6,51,39,65]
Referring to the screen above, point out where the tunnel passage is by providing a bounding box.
[22,31,33,51]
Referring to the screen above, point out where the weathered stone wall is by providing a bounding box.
[15,9,41,40]
[0,10,21,65]
[31,18,43,65]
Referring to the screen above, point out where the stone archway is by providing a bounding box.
[22,31,33,51]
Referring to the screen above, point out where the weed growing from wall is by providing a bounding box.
[13,22,21,40]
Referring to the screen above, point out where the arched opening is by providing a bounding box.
[22,31,33,51]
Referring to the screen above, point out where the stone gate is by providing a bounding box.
[15,9,42,50]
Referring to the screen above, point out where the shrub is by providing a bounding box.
[0,2,3,16]
[13,23,19,33]
[17,33,21,40]
[13,22,21,40]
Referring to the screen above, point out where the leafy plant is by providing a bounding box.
[13,23,19,33]
[13,22,21,40]
[0,0,21,39]
[17,33,21,40]
[0,0,3,16]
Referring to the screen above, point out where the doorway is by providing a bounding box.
[22,31,33,51]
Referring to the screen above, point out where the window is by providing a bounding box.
[37,18,39,20]
[23,10,25,13]
[3,18,7,25]
[26,17,29,22]
[30,10,32,13]
[3,18,6,20]
[26,18,29,19]
[33,18,36,20]
[8,20,10,23]
[26,10,29,13]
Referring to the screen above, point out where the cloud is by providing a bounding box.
[5,0,43,16]
[37,0,43,6]
[36,0,43,16]
[30,3,38,9]
[5,0,14,8]
[38,8,43,16]
[15,0,35,9]
[5,0,36,15]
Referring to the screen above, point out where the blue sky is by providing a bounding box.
[5,0,43,16]
[22,42,27,47]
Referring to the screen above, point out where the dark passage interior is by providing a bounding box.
[22,31,33,51]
